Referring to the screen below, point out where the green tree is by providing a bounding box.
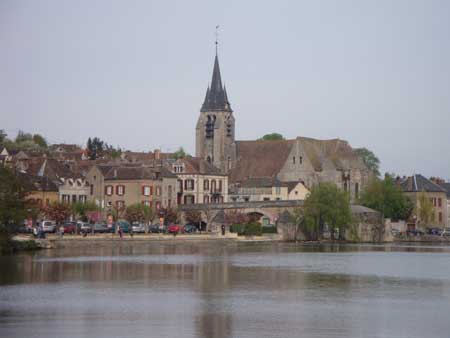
[71,201,99,221]
[303,182,352,240]
[15,130,33,144]
[0,130,7,145]
[125,203,154,224]
[359,175,413,221]
[258,133,285,141]
[86,137,105,160]
[416,192,435,226]
[0,167,28,229]
[32,134,48,148]
[172,147,188,160]
[354,148,380,177]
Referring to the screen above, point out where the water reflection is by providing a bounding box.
[1,242,450,338]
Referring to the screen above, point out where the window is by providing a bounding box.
[155,186,161,196]
[263,197,270,201]
[218,180,222,192]
[293,157,296,164]
[116,200,125,209]
[184,195,195,204]
[90,184,93,195]
[155,201,161,210]
[344,181,348,192]
[355,183,359,199]
[142,186,151,196]
[275,186,281,195]
[184,179,194,191]
[142,200,151,207]
[204,195,209,204]
[116,185,125,196]
[438,198,442,207]
[105,185,113,196]
[168,185,172,198]
[299,156,303,164]
[439,212,443,222]
[211,180,216,193]
[204,180,209,191]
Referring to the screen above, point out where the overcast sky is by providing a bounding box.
[1,0,449,178]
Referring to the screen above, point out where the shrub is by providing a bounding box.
[243,222,262,236]
[262,226,277,234]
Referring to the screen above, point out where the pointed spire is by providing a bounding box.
[201,54,232,112]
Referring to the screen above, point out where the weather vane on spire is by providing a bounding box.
[215,25,220,55]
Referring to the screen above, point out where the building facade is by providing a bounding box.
[171,157,228,204]
[86,165,178,215]
[401,174,448,228]
[58,177,89,204]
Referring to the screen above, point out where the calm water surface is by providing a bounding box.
[1,242,450,338]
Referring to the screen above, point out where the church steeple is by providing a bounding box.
[201,53,232,112]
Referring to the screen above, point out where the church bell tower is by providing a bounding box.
[195,47,236,173]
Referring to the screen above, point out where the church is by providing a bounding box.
[195,51,373,202]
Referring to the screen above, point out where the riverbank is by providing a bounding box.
[8,232,282,250]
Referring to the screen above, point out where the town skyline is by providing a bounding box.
[1,0,449,178]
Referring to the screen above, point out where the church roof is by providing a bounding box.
[229,140,295,183]
[201,54,232,112]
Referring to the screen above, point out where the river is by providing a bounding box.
[1,241,450,338]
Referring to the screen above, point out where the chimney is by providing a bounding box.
[154,149,161,160]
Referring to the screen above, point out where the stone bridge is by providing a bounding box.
[179,200,304,231]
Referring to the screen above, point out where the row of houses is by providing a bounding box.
[2,145,450,229]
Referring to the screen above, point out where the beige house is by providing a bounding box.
[171,157,228,205]
[400,174,448,228]
[230,177,309,202]
[86,165,177,215]
[58,177,89,204]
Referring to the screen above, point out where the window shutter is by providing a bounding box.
[150,186,153,195]
[105,186,108,195]
[122,185,125,195]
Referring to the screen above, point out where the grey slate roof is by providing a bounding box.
[439,183,450,198]
[400,174,447,193]
[200,54,232,112]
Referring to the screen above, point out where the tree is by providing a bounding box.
[415,192,435,226]
[160,207,179,224]
[303,182,352,240]
[71,201,98,221]
[354,148,380,177]
[0,167,28,229]
[172,147,188,160]
[125,203,154,224]
[359,175,413,221]
[184,210,202,224]
[15,130,33,144]
[32,134,47,148]
[42,202,71,225]
[86,137,105,160]
[258,133,285,141]
[0,130,7,145]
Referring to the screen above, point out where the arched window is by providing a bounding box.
[204,179,209,191]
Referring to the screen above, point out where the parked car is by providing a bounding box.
[114,220,131,233]
[92,223,109,233]
[80,223,92,234]
[40,221,56,233]
[426,228,442,236]
[390,229,400,236]
[406,229,424,236]
[149,224,165,233]
[63,222,77,234]
[131,223,146,233]
[168,224,183,234]
[183,224,197,233]
[441,228,450,237]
